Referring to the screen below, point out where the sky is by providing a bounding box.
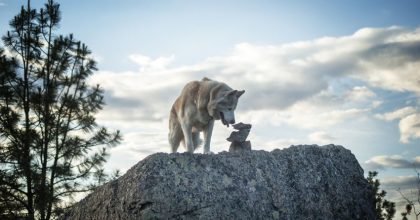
[1,0,420,215]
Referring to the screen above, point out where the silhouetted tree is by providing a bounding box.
[401,204,411,220]
[367,171,396,220]
[0,1,121,219]
[399,170,420,220]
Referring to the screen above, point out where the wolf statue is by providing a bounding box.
[169,77,245,154]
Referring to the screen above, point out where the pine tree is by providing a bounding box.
[367,171,396,220]
[0,1,121,219]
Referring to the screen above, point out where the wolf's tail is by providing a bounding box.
[169,106,183,153]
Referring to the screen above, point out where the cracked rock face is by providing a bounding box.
[60,145,375,220]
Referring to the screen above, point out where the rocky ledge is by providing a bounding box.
[60,145,375,220]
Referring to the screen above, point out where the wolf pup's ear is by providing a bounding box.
[236,90,245,98]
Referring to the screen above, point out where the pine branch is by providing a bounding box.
[54,188,91,198]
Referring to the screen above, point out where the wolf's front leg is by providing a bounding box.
[180,122,194,153]
[203,120,214,154]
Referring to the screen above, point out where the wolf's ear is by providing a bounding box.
[226,90,238,97]
[236,90,245,98]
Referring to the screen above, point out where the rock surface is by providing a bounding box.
[60,145,375,220]
[229,140,252,153]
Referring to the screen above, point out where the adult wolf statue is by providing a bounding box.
[169,77,245,154]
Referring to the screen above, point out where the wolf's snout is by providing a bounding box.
[220,112,235,127]
[220,112,227,126]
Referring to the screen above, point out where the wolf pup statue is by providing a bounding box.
[169,77,245,154]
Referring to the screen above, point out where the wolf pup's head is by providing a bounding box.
[209,90,245,127]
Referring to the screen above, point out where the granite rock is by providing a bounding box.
[229,140,252,153]
[60,145,375,220]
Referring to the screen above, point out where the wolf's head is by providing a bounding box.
[208,89,245,127]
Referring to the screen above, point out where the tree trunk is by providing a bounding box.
[24,1,34,219]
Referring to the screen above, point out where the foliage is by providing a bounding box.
[399,170,420,220]
[367,171,396,220]
[0,1,121,219]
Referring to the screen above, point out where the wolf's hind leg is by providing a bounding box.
[180,122,194,153]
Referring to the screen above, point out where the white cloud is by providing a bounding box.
[345,86,376,102]
[129,54,175,71]
[375,106,417,121]
[375,107,420,143]
[248,135,299,151]
[89,53,103,63]
[381,175,418,188]
[333,27,420,94]
[277,90,370,129]
[3,48,14,57]
[291,107,369,129]
[93,26,420,124]
[371,100,383,108]
[106,131,168,172]
[364,155,420,170]
[0,2,5,7]
[263,138,300,149]
[239,106,368,131]
[89,26,420,166]
[399,113,420,143]
[309,131,335,144]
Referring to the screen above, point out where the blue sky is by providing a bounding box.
[2,0,420,70]
[1,0,420,214]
